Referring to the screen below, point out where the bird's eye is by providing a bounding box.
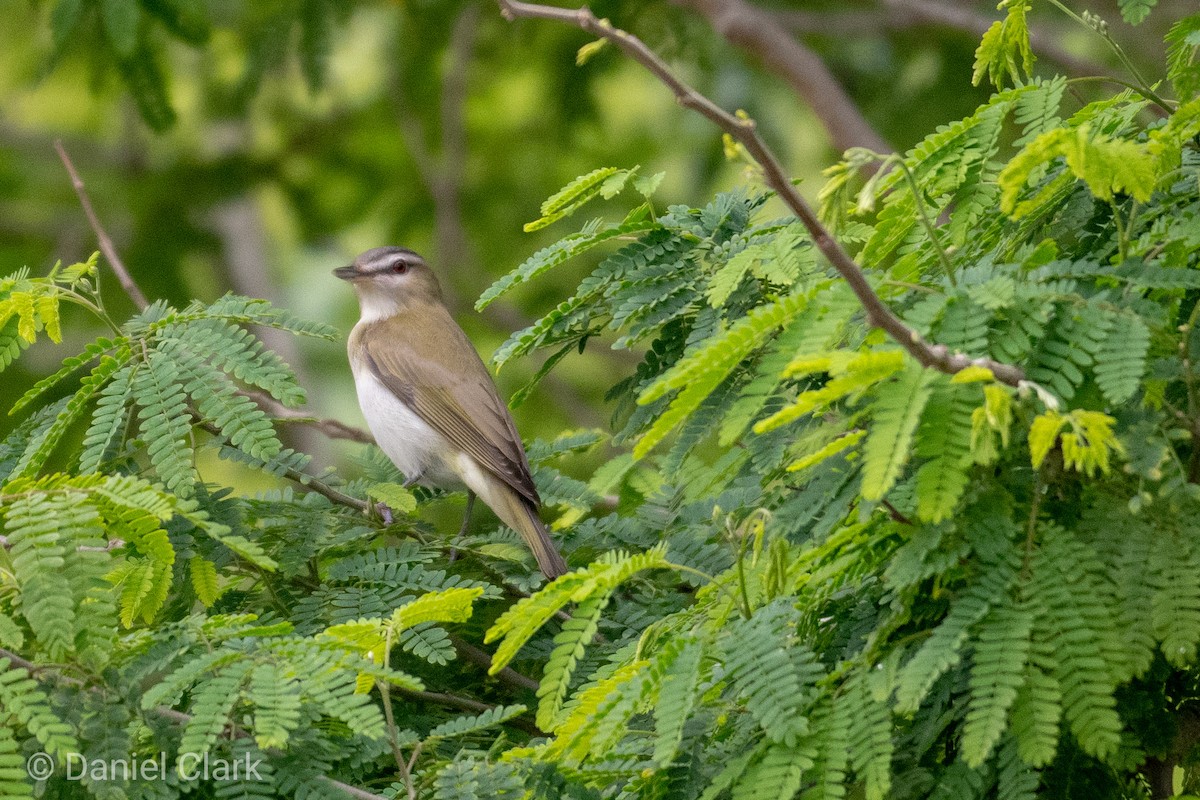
[392,261,409,275]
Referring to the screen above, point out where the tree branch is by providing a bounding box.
[450,634,540,692]
[495,0,1025,387]
[54,140,150,309]
[669,0,892,154]
[397,687,543,735]
[246,391,375,445]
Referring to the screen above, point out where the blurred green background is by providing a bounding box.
[0,0,1179,489]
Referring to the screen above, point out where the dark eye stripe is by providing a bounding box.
[369,261,405,274]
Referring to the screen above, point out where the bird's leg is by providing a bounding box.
[449,491,476,563]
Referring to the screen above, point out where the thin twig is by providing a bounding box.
[0,647,42,674]
[398,687,544,736]
[246,391,375,444]
[0,534,124,553]
[495,0,1026,387]
[54,140,149,309]
[450,635,540,691]
[881,499,914,526]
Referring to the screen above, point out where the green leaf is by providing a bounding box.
[50,0,85,50]
[1118,0,1157,25]
[1166,15,1200,101]
[132,350,195,496]
[249,663,302,749]
[524,167,623,231]
[961,601,1034,767]
[914,380,975,523]
[392,586,483,630]
[478,218,661,310]
[634,171,666,197]
[576,38,608,65]
[426,704,528,740]
[972,0,1035,89]
[895,543,1019,714]
[999,126,1157,214]
[652,637,704,766]
[861,362,935,501]
[190,557,221,607]
[486,546,670,672]
[635,292,810,458]
[102,0,141,57]
[366,482,418,515]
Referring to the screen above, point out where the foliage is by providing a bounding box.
[4,2,1200,800]
[42,0,347,130]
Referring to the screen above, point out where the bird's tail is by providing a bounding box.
[493,488,569,580]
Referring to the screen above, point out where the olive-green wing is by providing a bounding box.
[361,321,540,506]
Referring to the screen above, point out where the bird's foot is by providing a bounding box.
[375,502,394,525]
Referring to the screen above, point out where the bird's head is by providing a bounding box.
[334,246,443,319]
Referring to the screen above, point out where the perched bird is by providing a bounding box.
[334,246,569,579]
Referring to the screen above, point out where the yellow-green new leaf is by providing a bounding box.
[756,350,905,434]
[366,482,417,515]
[323,619,387,664]
[1060,411,1123,476]
[1029,412,1067,469]
[1000,126,1157,215]
[392,586,483,630]
[951,365,995,384]
[634,293,809,458]
[972,0,1034,89]
[787,430,866,474]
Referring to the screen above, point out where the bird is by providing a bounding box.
[334,246,569,580]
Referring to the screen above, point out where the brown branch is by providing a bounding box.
[0,647,43,675]
[398,687,544,736]
[191,413,371,513]
[669,0,891,154]
[1,534,123,552]
[450,635,540,692]
[495,0,1025,387]
[246,391,375,445]
[54,140,149,309]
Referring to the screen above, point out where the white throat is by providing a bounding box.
[355,285,402,323]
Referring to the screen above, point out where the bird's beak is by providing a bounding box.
[333,265,360,281]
